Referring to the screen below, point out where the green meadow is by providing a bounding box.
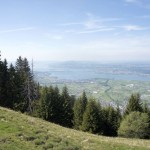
[0,107,150,150]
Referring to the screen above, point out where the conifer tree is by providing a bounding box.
[14,56,27,111]
[46,86,56,122]
[108,106,120,136]
[73,91,87,130]
[7,63,17,109]
[22,57,35,113]
[61,86,73,128]
[0,51,2,103]
[116,104,122,129]
[0,54,17,109]
[0,51,3,86]
[0,59,4,106]
[143,101,149,113]
[81,91,87,111]
[50,86,62,124]
[15,56,38,113]
[102,106,119,136]
[143,102,150,129]
[0,59,10,107]
[70,95,76,109]
[38,86,65,125]
[124,93,143,116]
[38,87,49,120]
[73,98,83,129]
[81,99,102,134]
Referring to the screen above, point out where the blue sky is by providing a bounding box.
[0,0,150,62]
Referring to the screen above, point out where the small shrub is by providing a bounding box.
[52,137,62,143]
[25,136,36,141]
[35,139,45,145]
[0,137,11,144]
[43,143,53,150]
[118,111,150,139]
[35,130,43,134]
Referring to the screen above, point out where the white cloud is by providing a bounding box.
[125,0,139,3]
[60,13,120,30]
[60,22,83,26]
[64,30,76,33]
[84,20,100,29]
[125,0,150,9]
[137,15,150,19]
[122,25,144,31]
[77,28,115,34]
[52,35,63,40]
[45,33,63,40]
[59,13,121,35]
[0,27,35,33]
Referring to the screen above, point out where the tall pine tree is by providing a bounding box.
[81,99,102,134]
[124,93,143,116]
[73,91,87,130]
[61,86,73,128]
[15,56,38,113]
[102,105,120,136]
[7,63,17,109]
[38,87,49,120]
[0,59,10,107]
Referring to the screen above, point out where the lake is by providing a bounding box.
[34,61,150,81]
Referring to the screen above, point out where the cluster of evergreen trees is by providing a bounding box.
[36,86,74,128]
[0,55,150,139]
[0,56,39,113]
[73,92,121,136]
[33,87,121,136]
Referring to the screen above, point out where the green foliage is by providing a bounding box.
[81,91,87,111]
[7,64,17,108]
[38,86,74,128]
[102,105,120,136]
[143,101,150,114]
[49,86,62,124]
[15,56,34,113]
[0,59,10,107]
[124,93,143,116]
[61,86,73,128]
[73,98,83,129]
[38,87,49,120]
[81,99,102,134]
[73,91,87,130]
[0,55,38,113]
[118,111,150,139]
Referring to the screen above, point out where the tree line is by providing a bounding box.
[0,56,39,113]
[0,55,149,139]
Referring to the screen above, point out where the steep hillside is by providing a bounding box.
[0,107,149,150]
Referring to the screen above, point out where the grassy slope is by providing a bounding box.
[0,107,150,150]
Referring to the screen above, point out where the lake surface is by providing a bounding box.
[50,70,150,81]
[34,61,150,81]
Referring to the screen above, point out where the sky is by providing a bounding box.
[0,0,150,62]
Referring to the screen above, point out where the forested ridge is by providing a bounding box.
[0,55,150,139]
